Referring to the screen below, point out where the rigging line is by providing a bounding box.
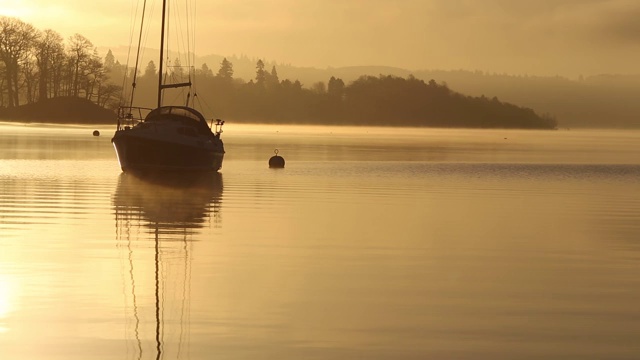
[130,0,150,109]
[157,0,167,106]
[172,0,185,61]
[189,0,197,107]
[176,0,193,85]
[138,0,158,76]
[186,0,194,70]
[191,0,196,68]
[185,0,195,107]
[172,0,186,64]
[167,87,188,106]
[121,0,142,104]
[166,0,171,64]
[168,0,173,56]
[194,92,217,119]
[184,0,191,68]
[174,0,190,91]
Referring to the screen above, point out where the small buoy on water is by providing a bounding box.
[269,149,285,168]
[93,130,100,136]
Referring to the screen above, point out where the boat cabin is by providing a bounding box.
[145,106,211,135]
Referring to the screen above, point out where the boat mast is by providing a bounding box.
[156,0,192,107]
[157,0,167,108]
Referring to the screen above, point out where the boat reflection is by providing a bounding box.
[113,172,223,235]
[112,172,222,359]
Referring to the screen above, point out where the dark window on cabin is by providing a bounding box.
[177,127,197,137]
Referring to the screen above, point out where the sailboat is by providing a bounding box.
[111,0,225,173]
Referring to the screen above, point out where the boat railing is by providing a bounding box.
[211,118,225,135]
[117,106,153,130]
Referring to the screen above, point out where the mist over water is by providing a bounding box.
[1,124,640,359]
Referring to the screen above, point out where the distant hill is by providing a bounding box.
[196,54,412,87]
[192,54,640,128]
[410,70,640,129]
[194,56,640,128]
[101,47,640,128]
[101,46,412,86]
[0,97,116,124]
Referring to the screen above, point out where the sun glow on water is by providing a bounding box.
[0,274,18,332]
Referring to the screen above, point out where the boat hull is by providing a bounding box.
[112,130,224,173]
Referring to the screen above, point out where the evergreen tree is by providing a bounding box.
[270,65,279,83]
[266,65,280,90]
[216,57,233,79]
[328,76,345,98]
[104,49,115,69]
[172,57,184,78]
[143,60,157,78]
[255,59,266,85]
[199,63,213,77]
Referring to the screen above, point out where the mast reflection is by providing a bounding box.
[113,172,223,359]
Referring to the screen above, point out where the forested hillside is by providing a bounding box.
[190,55,640,129]
[1,16,555,129]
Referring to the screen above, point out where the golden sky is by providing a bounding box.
[2,0,640,77]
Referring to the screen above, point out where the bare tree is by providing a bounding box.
[83,55,104,100]
[97,83,121,109]
[0,62,5,106]
[49,45,68,98]
[21,50,38,103]
[35,29,63,101]
[0,16,38,107]
[67,33,95,97]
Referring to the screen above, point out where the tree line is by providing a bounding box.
[128,57,555,129]
[0,17,124,109]
[1,16,556,129]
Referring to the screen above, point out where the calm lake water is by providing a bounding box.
[1,122,640,360]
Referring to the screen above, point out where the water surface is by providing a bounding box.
[1,123,640,359]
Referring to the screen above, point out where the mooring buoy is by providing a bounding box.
[93,130,100,136]
[269,149,285,168]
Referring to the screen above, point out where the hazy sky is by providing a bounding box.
[2,0,640,77]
